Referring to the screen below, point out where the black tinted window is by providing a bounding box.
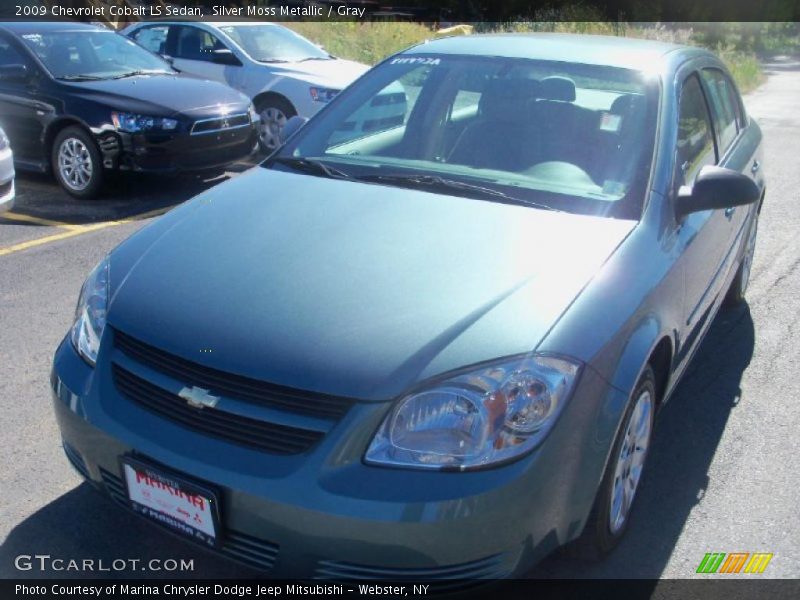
[676,74,716,187]
[701,68,740,154]
[174,26,226,62]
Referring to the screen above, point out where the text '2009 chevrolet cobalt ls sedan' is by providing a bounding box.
[51,34,764,578]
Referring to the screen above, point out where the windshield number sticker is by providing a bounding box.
[390,57,441,66]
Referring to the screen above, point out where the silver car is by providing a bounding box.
[0,126,14,213]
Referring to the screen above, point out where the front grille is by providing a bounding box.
[114,329,353,420]
[315,554,509,584]
[191,113,250,135]
[99,468,279,571]
[113,364,324,455]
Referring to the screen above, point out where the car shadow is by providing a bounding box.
[528,302,756,578]
[0,483,260,579]
[4,155,264,228]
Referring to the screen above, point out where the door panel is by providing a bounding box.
[0,36,45,160]
[674,72,731,338]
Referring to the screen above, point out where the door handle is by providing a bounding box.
[725,207,736,218]
[751,160,760,174]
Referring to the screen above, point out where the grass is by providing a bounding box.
[285,21,432,66]
[284,20,768,93]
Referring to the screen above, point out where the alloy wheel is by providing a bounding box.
[609,388,653,534]
[58,137,93,191]
[740,215,759,296]
[259,106,288,150]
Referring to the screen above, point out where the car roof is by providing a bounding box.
[0,21,107,35]
[403,33,709,73]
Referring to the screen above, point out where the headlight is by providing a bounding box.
[0,128,9,151]
[365,355,581,471]
[70,256,110,366]
[111,111,178,133]
[309,86,340,103]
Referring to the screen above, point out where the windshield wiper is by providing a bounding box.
[111,70,171,79]
[257,59,290,64]
[271,157,353,180]
[57,74,107,81]
[358,174,562,211]
[296,56,333,62]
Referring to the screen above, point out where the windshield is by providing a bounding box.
[273,54,658,219]
[219,24,330,63]
[20,30,173,80]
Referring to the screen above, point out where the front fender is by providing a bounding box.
[606,315,665,396]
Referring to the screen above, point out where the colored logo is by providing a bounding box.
[696,552,773,574]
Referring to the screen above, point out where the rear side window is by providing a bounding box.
[131,26,169,56]
[676,74,716,187]
[701,68,741,155]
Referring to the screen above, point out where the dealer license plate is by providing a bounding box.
[121,457,220,547]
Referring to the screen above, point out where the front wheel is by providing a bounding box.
[256,96,296,152]
[567,366,656,560]
[52,126,104,199]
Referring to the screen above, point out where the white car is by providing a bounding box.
[0,127,14,214]
[123,21,404,150]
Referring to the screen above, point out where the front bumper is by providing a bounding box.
[0,147,15,213]
[51,335,624,579]
[95,124,257,174]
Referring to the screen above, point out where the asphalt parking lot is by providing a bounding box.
[1,58,799,580]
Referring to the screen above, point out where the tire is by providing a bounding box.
[725,209,760,307]
[566,366,656,561]
[255,96,296,152]
[52,126,104,199]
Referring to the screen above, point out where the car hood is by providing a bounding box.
[266,57,369,88]
[108,169,635,400]
[65,74,250,118]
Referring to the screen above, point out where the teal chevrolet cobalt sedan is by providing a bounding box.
[52,34,765,578]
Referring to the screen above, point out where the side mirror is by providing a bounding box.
[211,49,242,66]
[279,115,309,144]
[0,64,30,84]
[675,165,761,218]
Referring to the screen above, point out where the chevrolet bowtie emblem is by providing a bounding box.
[178,386,220,410]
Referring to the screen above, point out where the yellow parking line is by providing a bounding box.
[0,211,78,229]
[0,206,173,257]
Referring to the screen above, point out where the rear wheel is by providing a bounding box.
[256,96,296,152]
[52,126,104,199]
[725,209,760,306]
[567,366,656,560]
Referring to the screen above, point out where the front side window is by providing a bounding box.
[274,54,659,219]
[700,68,741,155]
[676,74,716,188]
[174,26,227,62]
[131,26,169,56]
[19,30,172,80]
